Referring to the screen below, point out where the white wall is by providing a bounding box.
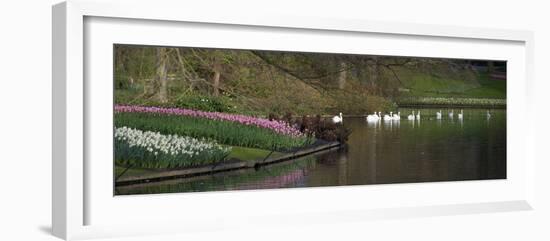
[0,0,548,240]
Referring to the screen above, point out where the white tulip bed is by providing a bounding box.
[114,126,232,168]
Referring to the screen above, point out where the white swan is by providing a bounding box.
[393,112,401,120]
[458,109,464,119]
[332,112,343,124]
[366,112,379,122]
[449,109,454,119]
[407,111,415,120]
[383,112,393,121]
[365,112,372,119]
[416,111,421,120]
[436,110,442,120]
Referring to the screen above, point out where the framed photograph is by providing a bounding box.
[53,0,535,240]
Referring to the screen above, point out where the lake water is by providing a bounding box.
[116,108,506,195]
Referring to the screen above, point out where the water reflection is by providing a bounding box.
[117,108,506,195]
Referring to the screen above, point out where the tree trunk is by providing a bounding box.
[338,61,347,89]
[212,64,221,96]
[368,57,379,92]
[156,47,168,103]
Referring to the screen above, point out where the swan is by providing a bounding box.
[416,111,421,120]
[407,111,415,120]
[392,111,401,120]
[393,112,401,120]
[449,109,454,119]
[332,112,343,124]
[383,112,393,121]
[366,112,379,122]
[458,109,464,119]
[436,110,442,120]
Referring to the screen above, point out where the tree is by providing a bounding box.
[156,47,169,103]
[212,61,222,96]
[338,61,347,89]
[368,56,379,91]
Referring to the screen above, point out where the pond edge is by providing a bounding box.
[115,141,342,186]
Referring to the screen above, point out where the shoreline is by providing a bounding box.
[396,104,506,109]
[115,141,342,186]
[396,97,506,109]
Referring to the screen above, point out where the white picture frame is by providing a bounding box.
[52,0,535,240]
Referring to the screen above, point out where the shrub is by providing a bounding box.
[267,113,351,143]
[174,94,234,113]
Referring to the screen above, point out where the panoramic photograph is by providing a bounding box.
[113,45,506,195]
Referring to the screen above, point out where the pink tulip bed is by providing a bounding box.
[115,105,303,138]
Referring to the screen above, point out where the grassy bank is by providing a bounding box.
[115,146,283,177]
[396,69,505,107]
[397,69,506,99]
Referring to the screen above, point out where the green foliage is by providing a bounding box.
[115,112,314,151]
[113,46,505,116]
[114,46,156,88]
[174,94,235,113]
[326,83,395,114]
[114,73,131,89]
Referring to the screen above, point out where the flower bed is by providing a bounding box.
[115,112,313,151]
[115,126,231,168]
[115,105,304,137]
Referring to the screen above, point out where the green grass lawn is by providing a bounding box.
[227,145,283,161]
[115,145,283,180]
[464,74,506,98]
[398,69,506,99]
[396,68,505,107]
